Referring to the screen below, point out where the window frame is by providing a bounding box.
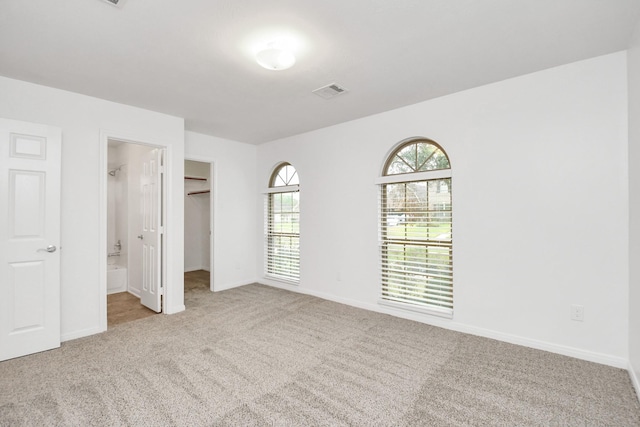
[376,138,453,318]
[264,163,300,284]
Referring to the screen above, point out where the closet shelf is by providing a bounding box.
[188,190,210,195]
[185,176,207,181]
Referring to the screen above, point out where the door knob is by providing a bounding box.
[37,245,57,253]
[137,235,144,240]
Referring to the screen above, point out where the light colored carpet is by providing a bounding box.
[1,277,639,426]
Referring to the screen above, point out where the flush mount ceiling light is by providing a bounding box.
[255,42,296,71]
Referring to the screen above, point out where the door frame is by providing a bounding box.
[99,131,172,331]
[184,155,215,291]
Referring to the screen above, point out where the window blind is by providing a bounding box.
[265,190,300,282]
[379,178,452,315]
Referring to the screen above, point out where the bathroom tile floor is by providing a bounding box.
[107,292,157,327]
[107,270,210,327]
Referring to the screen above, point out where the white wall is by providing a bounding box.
[0,75,185,340]
[185,131,257,290]
[628,17,640,394]
[185,160,210,179]
[257,52,629,367]
[184,160,211,272]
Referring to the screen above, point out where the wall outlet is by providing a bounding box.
[570,304,584,321]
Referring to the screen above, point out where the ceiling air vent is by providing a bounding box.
[101,0,125,7]
[312,83,348,99]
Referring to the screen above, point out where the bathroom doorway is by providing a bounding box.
[184,158,214,299]
[105,139,165,327]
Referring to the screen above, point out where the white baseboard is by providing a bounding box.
[260,277,299,290]
[454,323,628,369]
[214,279,258,292]
[630,361,640,403]
[165,304,185,315]
[259,282,628,369]
[61,326,103,342]
[184,266,206,273]
[106,287,126,295]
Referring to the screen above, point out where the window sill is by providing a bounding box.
[378,299,453,319]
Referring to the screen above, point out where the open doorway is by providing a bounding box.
[105,139,165,327]
[184,159,214,300]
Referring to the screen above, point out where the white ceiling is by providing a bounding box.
[1,0,639,144]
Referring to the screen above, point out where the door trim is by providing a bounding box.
[184,156,215,292]
[99,131,173,331]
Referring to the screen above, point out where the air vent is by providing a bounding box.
[101,0,125,7]
[312,83,348,99]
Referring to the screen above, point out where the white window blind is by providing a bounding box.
[265,190,300,282]
[265,162,300,283]
[379,178,453,316]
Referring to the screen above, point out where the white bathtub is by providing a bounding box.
[107,264,128,294]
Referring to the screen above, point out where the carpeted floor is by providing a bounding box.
[1,275,639,426]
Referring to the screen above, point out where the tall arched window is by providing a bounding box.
[377,139,453,317]
[265,163,300,283]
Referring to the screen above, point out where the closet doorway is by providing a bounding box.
[184,159,214,296]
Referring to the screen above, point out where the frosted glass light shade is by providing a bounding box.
[256,47,295,71]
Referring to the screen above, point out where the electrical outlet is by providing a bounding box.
[570,304,584,321]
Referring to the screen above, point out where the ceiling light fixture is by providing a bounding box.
[256,42,296,71]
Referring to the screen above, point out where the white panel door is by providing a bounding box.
[140,148,162,312]
[0,118,61,361]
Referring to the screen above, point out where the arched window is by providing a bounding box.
[265,163,300,282]
[378,139,453,317]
